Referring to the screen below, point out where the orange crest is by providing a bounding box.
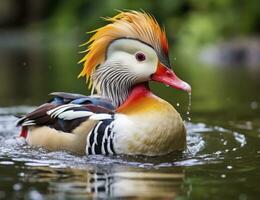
[78,10,169,87]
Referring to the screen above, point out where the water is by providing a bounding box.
[0,37,260,199]
[0,105,259,199]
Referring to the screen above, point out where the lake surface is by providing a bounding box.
[0,35,260,199]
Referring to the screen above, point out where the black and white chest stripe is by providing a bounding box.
[86,117,116,155]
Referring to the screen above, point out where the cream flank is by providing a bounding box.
[26,120,97,155]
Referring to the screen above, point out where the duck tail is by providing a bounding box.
[19,127,28,138]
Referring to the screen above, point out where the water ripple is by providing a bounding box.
[0,112,252,169]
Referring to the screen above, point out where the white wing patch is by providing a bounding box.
[89,114,112,120]
[45,104,94,120]
[20,120,36,126]
[19,103,114,127]
[57,110,93,120]
[47,104,81,117]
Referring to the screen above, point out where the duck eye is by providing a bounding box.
[135,52,146,62]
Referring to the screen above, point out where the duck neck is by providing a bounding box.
[92,63,137,107]
[116,82,153,112]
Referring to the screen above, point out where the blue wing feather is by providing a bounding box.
[49,92,115,110]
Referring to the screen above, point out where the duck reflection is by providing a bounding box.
[23,166,186,199]
[91,170,185,198]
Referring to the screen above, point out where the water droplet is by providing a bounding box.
[13,183,22,191]
[18,172,25,177]
[186,92,192,121]
[221,174,226,178]
[227,165,233,169]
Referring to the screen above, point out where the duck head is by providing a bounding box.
[79,11,191,107]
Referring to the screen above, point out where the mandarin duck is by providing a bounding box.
[17,11,191,156]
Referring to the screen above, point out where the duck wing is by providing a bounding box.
[17,92,115,133]
[49,92,115,110]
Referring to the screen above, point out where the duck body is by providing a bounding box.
[17,11,190,156]
[18,83,186,156]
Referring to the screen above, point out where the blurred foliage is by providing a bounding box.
[0,0,259,111]
[32,0,260,56]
